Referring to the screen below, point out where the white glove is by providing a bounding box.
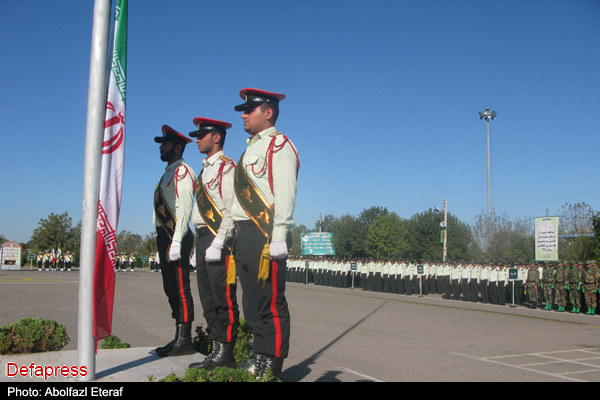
[168,240,181,261]
[205,237,225,262]
[269,240,288,259]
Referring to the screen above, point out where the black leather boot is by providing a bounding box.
[158,323,193,357]
[254,353,284,378]
[189,340,220,369]
[202,342,237,371]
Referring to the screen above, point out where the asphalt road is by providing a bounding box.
[2,268,600,382]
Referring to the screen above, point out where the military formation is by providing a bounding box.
[36,250,73,271]
[287,257,600,315]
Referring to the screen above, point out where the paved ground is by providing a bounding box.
[1,268,600,382]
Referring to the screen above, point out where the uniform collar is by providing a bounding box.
[165,158,184,172]
[247,127,277,145]
[203,150,224,167]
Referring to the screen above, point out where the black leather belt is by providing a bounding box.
[195,227,211,236]
[234,220,255,231]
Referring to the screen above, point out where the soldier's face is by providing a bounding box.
[159,140,178,163]
[196,131,217,155]
[242,104,273,135]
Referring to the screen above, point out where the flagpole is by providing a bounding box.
[78,0,113,382]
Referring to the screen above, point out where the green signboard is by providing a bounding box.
[301,232,335,256]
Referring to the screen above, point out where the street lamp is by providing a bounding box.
[479,108,497,221]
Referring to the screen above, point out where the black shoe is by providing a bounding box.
[158,323,193,357]
[255,353,284,378]
[201,342,237,371]
[189,340,219,369]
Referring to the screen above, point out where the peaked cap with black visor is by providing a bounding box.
[188,117,232,138]
[155,125,192,146]
[234,88,286,112]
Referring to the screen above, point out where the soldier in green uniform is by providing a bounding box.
[567,262,583,313]
[541,262,555,310]
[553,261,568,312]
[526,263,540,309]
[582,261,599,315]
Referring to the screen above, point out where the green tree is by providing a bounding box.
[116,230,143,256]
[330,214,363,258]
[28,212,78,256]
[289,224,309,256]
[365,213,409,259]
[138,231,158,258]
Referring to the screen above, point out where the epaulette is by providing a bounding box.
[269,131,283,137]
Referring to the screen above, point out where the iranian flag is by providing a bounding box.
[93,0,127,346]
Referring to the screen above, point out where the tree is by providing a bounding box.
[138,231,158,258]
[330,214,363,258]
[289,224,309,257]
[28,212,78,255]
[365,213,409,259]
[314,214,336,233]
[472,210,534,263]
[557,202,596,262]
[116,230,143,256]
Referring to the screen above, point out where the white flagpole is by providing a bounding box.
[78,0,113,382]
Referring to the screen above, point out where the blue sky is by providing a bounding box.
[1,0,599,244]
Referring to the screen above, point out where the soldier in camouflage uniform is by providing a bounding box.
[526,263,540,309]
[553,261,569,312]
[582,261,599,315]
[567,262,583,313]
[541,262,555,310]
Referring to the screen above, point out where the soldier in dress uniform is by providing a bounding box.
[128,253,136,271]
[37,252,43,271]
[479,262,491,303]
[64,251,73,271]
[187,117,240,371]
[231,88,299,378]
[153,124,196,357]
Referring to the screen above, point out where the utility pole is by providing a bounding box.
[443,198,448,265]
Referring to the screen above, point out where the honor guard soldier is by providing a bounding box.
[153,124,196,357]
[231,88,299,378]
[128,253,136,271]
[186,117,240,371]
[64,251,72,271]
[43,251,50,271]
[37,252,43,271]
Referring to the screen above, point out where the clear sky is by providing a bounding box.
[1,0,599,245]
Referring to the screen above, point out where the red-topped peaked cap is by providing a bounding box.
[155,125,193,145]
[189,117,232,138]
[234,88,286,112]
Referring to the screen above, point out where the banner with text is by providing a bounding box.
[535,216,559,261]
[301,232,335,256]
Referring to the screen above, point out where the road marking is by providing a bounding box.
[340,367,385,382]
[453,351,597,382]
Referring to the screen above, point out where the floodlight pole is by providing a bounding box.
[479,108,497,222]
